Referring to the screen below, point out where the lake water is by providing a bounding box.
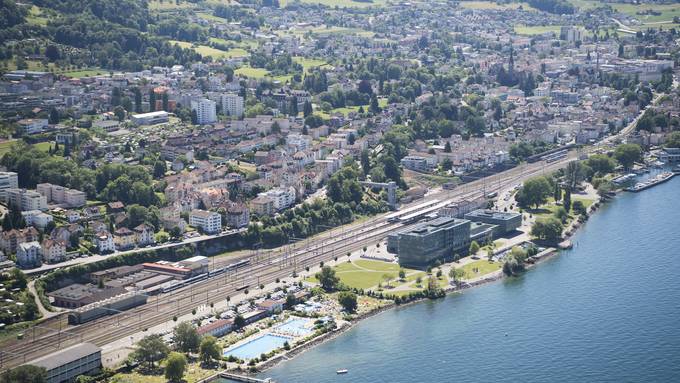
[255,173,680,383]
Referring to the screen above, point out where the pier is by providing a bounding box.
[219,372,274,383]
[626,172,675,192]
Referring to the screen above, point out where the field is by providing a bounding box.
[570,0,680,23]
[26,5,49,26]
[316,97,387,118]
[514,25,562,36]
[148,0,197,11]
[307,259,420,290]
[293,57,329,73]
[0,140,18,158]
[234,66,270,78]
[280,0,388,8]
[283,26,374,38]
[460,1,537,11]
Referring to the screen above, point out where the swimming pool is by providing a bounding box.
[224,334,292,360]
[274,318,315,337]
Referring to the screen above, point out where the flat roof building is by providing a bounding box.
[388,217,472,268]
[131,111,169,126]
[27,342,101,383]
[464,209,522,235]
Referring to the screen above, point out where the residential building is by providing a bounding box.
[226,203,250,228]
[250,195,275,216]
[94,231,116,254]
[401,156,430,172]
[258,186,296,211]
[17,118,48,135]
[221,93,244,117]
[17,241,42,268]
[21,210,54,229]
[0,227,39,254]
[197,319,234,338]
[37,183,86,208]
[26,343,101,383]
[6,188,47,211]
[42,239,67,263]
[191,98,217,124]
[0,172,18,201]
[113,228,137,250]
[133,224,155,246]
[189,209,222,233]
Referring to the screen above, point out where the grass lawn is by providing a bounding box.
[32,142,53,153]
[0,140,18,158]
[514,25,562,36]
[168,40,193,49]
[307,260,418,290]
[293,57,329,73]
[111,362,215,383]
[148,0,197,10]
[457,260,502,280]
[353,259,400,273]
[235,66,270,78]
[26,5,49,26]
[570,0,680,23]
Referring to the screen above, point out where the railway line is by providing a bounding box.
[0,151,577,370]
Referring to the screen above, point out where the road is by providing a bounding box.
[0,88,671,370]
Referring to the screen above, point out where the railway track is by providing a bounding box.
[0,152,577,370]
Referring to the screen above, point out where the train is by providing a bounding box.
[160,258,251,293]
[542,149,568,163]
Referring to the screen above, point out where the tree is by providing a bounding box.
[665,131,680,148]
[531,217,564,244]
[113,106,126,122]
[337,291,357,313]
[132,334,169,369]
[503,246,527,276]
[162,92,169,112]
[360,149,371,175]
[164,352,186,382]
[515,176,553,209]
[554,206,569,223]
[469,240,480,255]
[0,365,47,383]
[316,266,339,291]
[172,322,200,353]
[587,154,616,175]
[398,269,406,280]
[573,200,586,215]
[48,108,60,124]
[199,336,221,366]
[444,141,451,153]
[553,182,561,201]
[234,314,245,328]
[153,161,167,179]
[303,101,313,117]
[614,144,642,170]
[564,161,586,191]
[133,87,142,112]
[562,189,572,213]
[448,268,465,285]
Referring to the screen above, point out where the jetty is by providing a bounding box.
[626,172,675,192]
[218,372,274,383]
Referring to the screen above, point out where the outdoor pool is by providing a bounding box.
[274,318,315,337]
[224,334,292,360]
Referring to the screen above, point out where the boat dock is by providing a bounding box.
[626,172,675,192]
[218,372,273,383]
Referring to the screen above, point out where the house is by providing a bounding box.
[257,299,284,314]
[95,231,115,253]
[65,210,81,223]
[21,210,54,229]
[250,195,275,216]
[189,209,222,234]
[17,241,42,268]
[0,227,39,254]
[113,228,136,250]
[133,224,155,246]
[42,239,67,263]
[226,203,249,229]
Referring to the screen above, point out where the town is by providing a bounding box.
[0,0,679,382]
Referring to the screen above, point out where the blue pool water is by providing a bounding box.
[275,318,314,337]
[224,334,291,360]
[254,174,680,382]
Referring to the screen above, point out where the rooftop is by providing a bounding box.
[28,343,101,371]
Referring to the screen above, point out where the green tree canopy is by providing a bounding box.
[316,266,340,291]
[515,176,553,209]
[164,352,186,383]
[337,291,357,313]
[614,144,642,170]
[0,365,47,383]
[172,321,200,353]
[199,335,221,366]
[132,334,169,369]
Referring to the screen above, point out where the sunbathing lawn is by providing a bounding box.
[457,260,502,280]
[307,260,419,290]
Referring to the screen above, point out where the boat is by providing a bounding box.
[336,369,348,374]
[626,172,675,192]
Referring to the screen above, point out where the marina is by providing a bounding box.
[625,172,675,192]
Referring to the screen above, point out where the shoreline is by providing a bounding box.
[220,192,610,380]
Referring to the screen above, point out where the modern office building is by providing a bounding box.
[27,343,102,383]
[221,93,244,117]
[191,98,217,125]
[387,217,472,267]
[464,209,522,235]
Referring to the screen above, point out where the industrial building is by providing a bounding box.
[26,343,101,383]
[130,111,169,126]
[68,292,148,324]
[48,283,124,308]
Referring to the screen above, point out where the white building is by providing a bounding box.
[21,210,54,229]
[131,111,169,126]
[17,241,42,268]
[36,183,86,208]
[17,119,48,135]
[189,209,222,234]
[221,93,244,118]
[6,189,47,211]
[42,239,67,263]
[95,231,115,253]
[191,98,217,125]
[0,172,18,201]
[258,186,296,211]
